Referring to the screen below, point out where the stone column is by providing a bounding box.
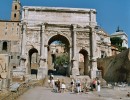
[21,23,26,56]
[37,24,48,79]
[90,26,98,79]
[20,22,26,74]
[67,45,72,75]
[41,24,45,59]
[44,45,48,74]
[72,24,79,76]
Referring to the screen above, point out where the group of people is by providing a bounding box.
[91,77,101,92]
[48,74,66,93]
[70,77,101,93]
[48,74,101,93]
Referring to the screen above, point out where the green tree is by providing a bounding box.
[110,37,123,47]
[55,53,69,66]
[110,37,127,52]
[54,53,69,75]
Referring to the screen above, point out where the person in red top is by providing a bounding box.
[92,78,97,91]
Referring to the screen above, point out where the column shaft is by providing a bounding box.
[72,25,79,75]
[21,23,26,56]
[90,27,97,79]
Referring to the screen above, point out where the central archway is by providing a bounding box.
[48,34,70,76]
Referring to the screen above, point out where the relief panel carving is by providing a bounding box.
[26,31,40,45]
[76,31,90,47]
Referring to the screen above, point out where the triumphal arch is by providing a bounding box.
[20,6,98,79]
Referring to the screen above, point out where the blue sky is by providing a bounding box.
[0,0,130,47]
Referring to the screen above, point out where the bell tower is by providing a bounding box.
[11,0,21,21]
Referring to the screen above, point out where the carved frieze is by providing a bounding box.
[76,39,90,47]
[45,30,58,37]
[76,31,90,47]
[76,31,89,38]
[26,30,40,45]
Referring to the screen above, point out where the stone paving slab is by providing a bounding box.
[17,86,130,100]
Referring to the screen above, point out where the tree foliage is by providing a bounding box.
[54,53,69,75]
[110,37,127,52]
[110,37,123,47]
[55,53,69,66]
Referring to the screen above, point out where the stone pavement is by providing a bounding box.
[17,86,130,100]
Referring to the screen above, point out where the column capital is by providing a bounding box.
[71,24,77,29]
[69,45,72,48]
[44,45,49,47]
[21,21,27,26]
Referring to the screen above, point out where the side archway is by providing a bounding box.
[28,47,39,76]
[79,49,89,75]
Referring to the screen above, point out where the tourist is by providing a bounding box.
[61,79,66,93]
[49,73,54,81]
[55,78,61,92]
[47,79,51,88]
[70,79,75,92]
[51,77,55,91]
[97,78,101,92]
[84,79,90,92]
[92,78,97,91]
[76,79,81,93]
[54,79,58,92]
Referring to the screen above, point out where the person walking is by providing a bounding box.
[70,79,75,92]
[76,79,81,93]
[97,78,101,92]
[92,78,97,91]
[57,78,61,93]
[61,79,66,93]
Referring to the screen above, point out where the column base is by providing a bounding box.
[72,68,79,76]
[37,67,48,80]
[90,70,97,79]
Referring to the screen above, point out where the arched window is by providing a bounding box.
[14,13,16,18]
[2,41,7,51]
[15,5,17,10]
[101,51,107,58]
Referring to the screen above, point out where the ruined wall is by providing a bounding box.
[97,49,130,83]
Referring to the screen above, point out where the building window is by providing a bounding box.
[56,49,58,53]
[13,66,16,69]
[17,56,20,59]
[15,5,17,10]
[11,56,13,59]
[101,51,106,58]
[2,41,7,51]
[101,37,104,42]
[14,13,16,18]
